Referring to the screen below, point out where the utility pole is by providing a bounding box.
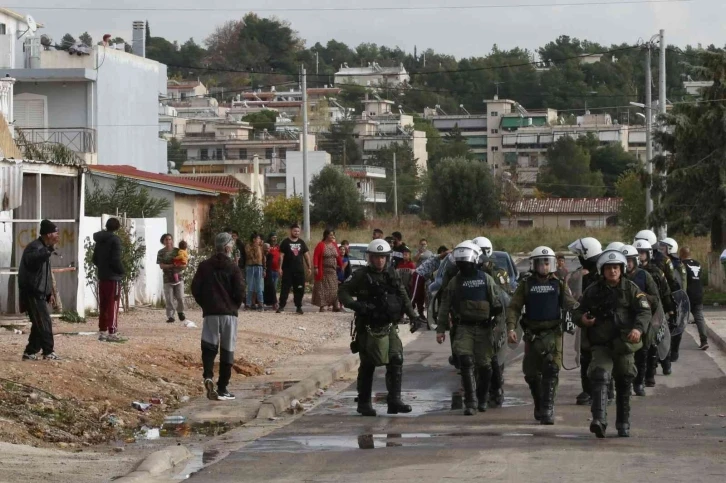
[393,152,399,224]
[645,45,654,223]
[315,51,319,76]
[342,139,347,168]
[658,29,667,239]
[302,66,310,242]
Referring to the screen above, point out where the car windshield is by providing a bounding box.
[491,252,514,278]
[347,245,368,261]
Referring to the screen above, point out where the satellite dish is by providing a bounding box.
[26,15,38,33]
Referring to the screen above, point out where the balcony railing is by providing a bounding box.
[346,165,386,177]
[18,127,97,153]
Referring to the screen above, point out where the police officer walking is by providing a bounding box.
[338,239,421,417]
[621,244,662,396]
[506,247,578,425]
[574,250,651,438]
[435,241,502,415]
[660,237,687,363]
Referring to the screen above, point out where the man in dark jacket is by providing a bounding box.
[20,219,60,361]
[192,232,244,401]
[93,218,126,343]
[680,246,708,350]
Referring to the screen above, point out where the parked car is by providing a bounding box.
[490,251,519,293]
[343,243,368,272]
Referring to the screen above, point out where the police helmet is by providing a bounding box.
[633,239,653,260]
[606,241,625,251]
[634,229,657,246]
[453,241,482,265]
[529,246,556,274]
[660,237,678,255]
[367,239,392,256]
[596,249,627,274]
[568,237,602,261]
[472,237,493,257]
[621,245,639,266]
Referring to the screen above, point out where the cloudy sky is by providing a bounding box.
[16,0,723,59]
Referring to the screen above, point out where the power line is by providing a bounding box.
[13,1,692,12]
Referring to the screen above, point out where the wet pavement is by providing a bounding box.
[186,324,726,482]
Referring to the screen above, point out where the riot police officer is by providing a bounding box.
[635,230,680,292]
[436,241,503,415]
[635,239,675,380]
[622,244,662,397]
[660,237,687,363]
[574,250,651,438]
[567,237,603,406]
[471,236,510,408]
[338,239,421,417]
[506,246,578,425]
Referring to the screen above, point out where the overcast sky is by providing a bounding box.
[17,1,724,59]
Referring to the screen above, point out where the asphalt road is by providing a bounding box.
[189,325,726,482]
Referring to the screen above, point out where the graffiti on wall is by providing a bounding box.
[16,227,75,249]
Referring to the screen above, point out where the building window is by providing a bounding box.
[215,148,223,160]
[528,156,538,168]
[265,148,274,159]
[279,147,287,159]
[0,24,6,35]
[201,148,209,160]
[491,129,498,134]
[491,146,499,152]
[517,220,533,228]
[239,148,247,159]
[490,111,499,117]
[570,220,586,228]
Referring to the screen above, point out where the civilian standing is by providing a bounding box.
[414,239,433,267]
[157,234,187,323]
[268,233,281,290]
[680,246,708,350]
[93,217,126,342]
[312,229,343,312]
[245,233,265,311]
[192,233,243,401]
[20,219,61,360]
[556,254,569,281]
[277,223,312,315]
[390,232,408,269]
[372,228,384,240]
[263,243,279,309]
[339,240,352,281]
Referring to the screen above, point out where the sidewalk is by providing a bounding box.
[703,306,726,353]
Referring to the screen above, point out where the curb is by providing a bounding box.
[706,323,726,354]
[115,445,192,483]
[254,326,422,420]
[256,353,360,419]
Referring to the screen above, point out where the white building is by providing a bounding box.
[167,80,207,100]
[281,151,331,198]
[1,20,168,173]
[345,165,386,217]
[334,62,409,87]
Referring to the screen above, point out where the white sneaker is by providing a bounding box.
[204,379,218,401]
[98,331,108,341]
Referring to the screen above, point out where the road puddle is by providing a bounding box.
[160,421,237,438]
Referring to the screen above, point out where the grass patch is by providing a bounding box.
[59,310,86,323]
[702,288,726,306]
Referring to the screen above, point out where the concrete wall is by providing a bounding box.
[173,194,215,250]
[95,48,167,173]
[14,83,89,128]
[501,213,617,229]
[285,151,331,198]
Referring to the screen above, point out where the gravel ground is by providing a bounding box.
[0,301,350,453]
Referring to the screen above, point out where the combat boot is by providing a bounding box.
[589,368,610,439]
[356,363,377,417]
[459,356,477,416]
[660,355,672,375]
[385,362,412,414]
[540,363,559,425]
[670,333,682,362]
[488,358,505,408]
[633,349,647,396]
[645,349,658,387]
[615,377,633,437]
[476,366,493,413]
[525,376,541,422]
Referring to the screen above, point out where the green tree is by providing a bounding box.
[79,32,93,47]
[441,125,473,161]
[590,143,637,196]
[320,119,361,166]
[168,137,187,170]
[60,33,76,50]
[310,166,364,227]
[117,227,146,312]
[537,137,606,197]
[368,143,421,214]
[615,171,646,241]
[264,195,303,227]
[85,177,171,218]
[242,110,277,135]
[202,190,266,245]
[424,158,500,225]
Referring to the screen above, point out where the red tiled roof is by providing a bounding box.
[506,198,622,215]
[173,175,249,192]
[87,165,239,195]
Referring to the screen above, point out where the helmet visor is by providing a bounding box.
[530,255,556,275]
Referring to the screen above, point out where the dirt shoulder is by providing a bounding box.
[0,306,349,453]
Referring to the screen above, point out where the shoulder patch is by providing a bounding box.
[636,292,646,298]
[639,298,650,309]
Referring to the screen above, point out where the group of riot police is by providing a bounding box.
[337,228,694,439]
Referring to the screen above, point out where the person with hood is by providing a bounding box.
[93,218,126,342]
[20,220,61,360]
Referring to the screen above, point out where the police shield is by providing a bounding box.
[567,268,585,300]
[561,312,580,371]
[670,289,690,337]
[495,289,514,358]
[650,303,671,359]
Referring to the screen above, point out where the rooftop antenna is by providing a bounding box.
[17,15,38,39]
[493,81,504,99]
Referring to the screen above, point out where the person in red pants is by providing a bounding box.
[93,218,126,342]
